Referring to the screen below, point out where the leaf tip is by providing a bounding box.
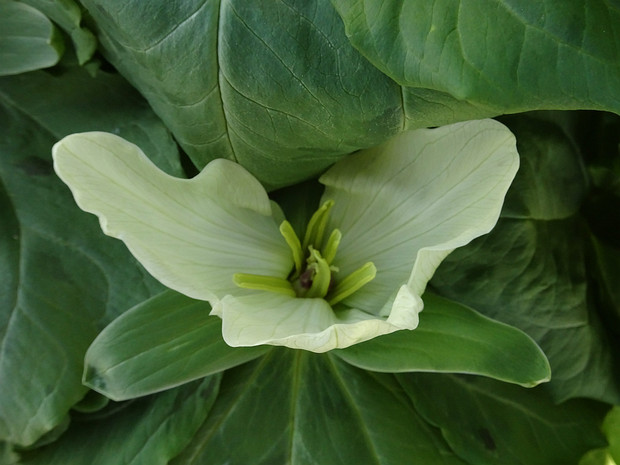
[519,362,552,388]
[83,364,107,392]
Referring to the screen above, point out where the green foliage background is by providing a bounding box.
[1,0,620,464]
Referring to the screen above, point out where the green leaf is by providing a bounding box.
[399,373,609,465]
[0,64,183,176]
[18,417,70,450]
[432,218,620,404]
[332,0,620,115]
[70,390,109,414]
[402,87,499,130]
[171,349,467,465]
[20,376,221,465]
[334,293,550,387]
[603,406,620,465]
[0,2,64,75]
[500,114,588,220]
[0,82,164,446]
[83,291,268,401]
[20,0,97,64]
[79,0,404,188]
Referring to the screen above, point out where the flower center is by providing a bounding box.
[233,200,376,305]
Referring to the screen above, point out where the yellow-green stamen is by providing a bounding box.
[322,228,341,265]
[279,220,304,275]
[302,200,334,251]
[327,262,377,306]
[233,273,296,297]
[233,200,376,307]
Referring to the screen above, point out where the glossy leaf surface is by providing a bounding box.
[399,373,608,465]
[21,376,221,465]
[0,68,172,446]
[334,293,550,387]
[171,349,468,465]
[0,2,64,75]
[84,291,268,401]
[332,0,620,115]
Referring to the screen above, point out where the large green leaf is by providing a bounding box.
[0,65,183,176]
[399,373,609,465]
[0,2,64,76]
[20,376,221,465]
[0,74,171,445]
[83,291,269,401]
[333,293,549,387]
[432,218,620,404]
[171,349,467,465]
[332,0,620,115]
[79,0,404,188]
[402,87,498,129]
[499,113,588,220]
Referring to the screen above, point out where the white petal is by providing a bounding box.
[213,293,405,353]
[53,132,292,302]
[320,119,519,313]
[385,285,424,328]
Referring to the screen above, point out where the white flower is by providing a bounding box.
[52,119,518,353]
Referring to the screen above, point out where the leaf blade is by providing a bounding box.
[83,291,268,401]
[171,349,468,465]
[21,376,221,465]
[0,71,169,446]
[334,293,551,387]
[399,373,609,465]
[79,0,404,187]
[0,2,64,76]
[332,0,620,115]
[432,217,620,403]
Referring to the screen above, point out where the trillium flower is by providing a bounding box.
[52,119,519,353]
